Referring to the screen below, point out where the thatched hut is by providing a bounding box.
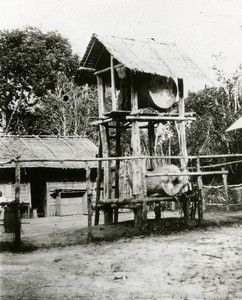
[0,135,97,218]
[77,34,208,111]
[77,34,209,226]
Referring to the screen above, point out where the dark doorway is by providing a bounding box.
[30,178,46,217]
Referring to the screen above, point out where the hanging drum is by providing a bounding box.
[137,75,177,111]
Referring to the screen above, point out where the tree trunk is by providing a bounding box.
[1,110,7,132]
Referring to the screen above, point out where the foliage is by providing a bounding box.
[12,73,100,143]
[185,86,241,155]
[0,27,80,133]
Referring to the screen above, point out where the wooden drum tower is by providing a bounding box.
[78,34,208,228]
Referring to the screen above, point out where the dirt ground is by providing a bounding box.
[1,210,242,299]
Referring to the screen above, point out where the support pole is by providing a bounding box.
[94,137,102,225]
[114,121,121,224]
[86,163,93,241]
[141,158,148,224]
[131,74,142,196]
[178,78,187,171]
[97,75,105,117]
[110,55,117,111]
[196,157,204,221]
[101,125,113,225]
[14,159,21,250]
[154,204,161,220]
[130,73,143,230]
[97,74,113,224]
[148,122,155,170]
[222,167,229,211]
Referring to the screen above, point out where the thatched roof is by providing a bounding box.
[0,135,98,169]
[79,33,208,81]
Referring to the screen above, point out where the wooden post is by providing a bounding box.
[97,75,105,117]
[141,158,148,223]
[98,125,113,225]
[222,167,229,211]
[148,122,155,170]
[133,204,142,231]
[94,138,102,225]
[196,157,204,221]
[110,55,117,111]
[86,163,93,241]
[130,73,142,230]
[182,194,190,224]
[178,78,187,171]
[130,74,142,196]
[154,204,161,220]
[14,159,21,250]
[114,121,121,224]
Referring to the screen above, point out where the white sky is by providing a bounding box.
[0,0,242,81]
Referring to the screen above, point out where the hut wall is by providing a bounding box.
[46,181,96,217]
[0,182,31,204]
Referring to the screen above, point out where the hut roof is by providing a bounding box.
[80,33,208,81]
[0,135,98,169]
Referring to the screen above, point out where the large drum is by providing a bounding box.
[137,75,177,111]
[146,164,187,196]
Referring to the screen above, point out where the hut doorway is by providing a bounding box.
[30,178,47,217]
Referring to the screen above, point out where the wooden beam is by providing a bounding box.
[126,116,196,122]
[114,121,121,224]
[78,67,96,72]
[146,170,228,177]
[177,78,188,172]
[196,157,204,221]
[148,122,155,170]
[86,163,93,241]
[110,55,117,111]
[93,63,123,76]
[91,118,113,126]
[130,73,142,196]
[97,196,174,205]
[94,137,102,225]
[141,158,148,223]
[222,167,229,211]
[97,75,105,117]
[14,159,21,250]
[99,124,113,224]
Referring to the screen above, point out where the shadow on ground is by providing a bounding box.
[1,210,242,252]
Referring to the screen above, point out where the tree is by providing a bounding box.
[22,73,100,142]
[0,27,80,133]
[186,86,241,155]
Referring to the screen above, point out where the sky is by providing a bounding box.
[0,0,242,82]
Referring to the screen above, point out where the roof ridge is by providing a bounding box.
[95,33,172,45]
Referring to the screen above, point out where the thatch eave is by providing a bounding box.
[79,33,209,84]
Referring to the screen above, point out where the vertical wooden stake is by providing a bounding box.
[86,163,93,241]
[134,205,142,231]
[178,78,187,171]
[148,122,155,170]
[130,73,142,196]
[15,159,21,250]
[222,167,229,211]
[94,136,102,225]
[154,204,161,221]
[141,158,148,223]
[114,121,121,224]
[196,157,204,221]
[130,72,143,229]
